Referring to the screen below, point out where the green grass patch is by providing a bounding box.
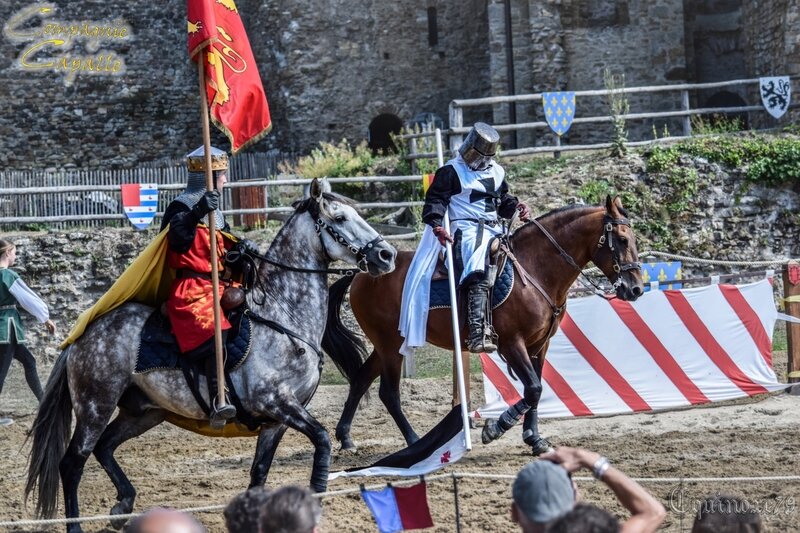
[320,343,483,386]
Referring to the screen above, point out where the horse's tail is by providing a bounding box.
[25,346,73,518]
[322,275,369,383]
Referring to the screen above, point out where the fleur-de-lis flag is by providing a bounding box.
[188,0,271,153]
[542,91,576,136]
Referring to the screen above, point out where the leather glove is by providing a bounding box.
[516,201,531,222]
[191,190,220,219]
[432,225,454,246]
[237,238,261,256]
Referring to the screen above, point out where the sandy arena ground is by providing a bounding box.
[1,354,799,532]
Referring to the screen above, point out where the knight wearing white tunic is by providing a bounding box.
[399,123,530,355]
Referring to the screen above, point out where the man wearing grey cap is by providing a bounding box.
[512,447,666,533]
[511,459,576,532]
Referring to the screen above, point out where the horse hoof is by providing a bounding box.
[529,437,555,456]
[110,499,134,529]
[339,438,357,451]
[339,444,358,454]
[481,420,501,444]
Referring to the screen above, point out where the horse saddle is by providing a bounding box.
[134,309,252,375]
[428,256,514,310]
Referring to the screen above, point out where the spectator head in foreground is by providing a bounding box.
[544,502,620,532]
[224,486,273,533]
[512,460,576,532]
[259,485,322,533]
[126,507,206,533]
[691,494,763,533]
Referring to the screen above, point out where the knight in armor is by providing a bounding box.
[160,146,258,426]
[422,123,531,353]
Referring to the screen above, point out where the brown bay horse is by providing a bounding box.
[323,196,645,455]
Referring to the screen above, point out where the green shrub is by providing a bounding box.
[646,146,680,172]
[745,138,800,185]
[645,134,800,185]
[665,167,699,216]
[282,139,374,179]
[578,179,613,204]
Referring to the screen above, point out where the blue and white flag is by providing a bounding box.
[760,76,791,119]
[121,183,158,230]
[543,91,576,136]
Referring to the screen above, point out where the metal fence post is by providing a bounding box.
[449,101,463,154]
[681,90,692,137]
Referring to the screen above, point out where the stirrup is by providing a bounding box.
[209,400,237,429]
[467,336,497,354]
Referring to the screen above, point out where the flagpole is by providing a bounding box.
[197,59,228,417]
[436,128,472,451]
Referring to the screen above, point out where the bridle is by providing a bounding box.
[593,214,642,290]
[256,197,386,277]
[527,212,641,293]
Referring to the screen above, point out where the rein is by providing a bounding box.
[252,197,386,277]
[509,211,641,306]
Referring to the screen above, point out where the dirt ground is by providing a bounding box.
[1,352,799,533]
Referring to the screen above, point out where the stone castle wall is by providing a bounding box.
[0,1,797,171]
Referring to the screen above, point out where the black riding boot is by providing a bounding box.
[204,356,236,429]
[466,281,497,353]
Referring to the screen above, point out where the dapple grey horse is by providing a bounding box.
[25,179,396,533]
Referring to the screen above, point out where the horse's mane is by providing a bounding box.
[292,192,355,217]
[512,202,620,241]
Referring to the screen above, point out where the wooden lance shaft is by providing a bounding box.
[197,61,228,413]
[783,263,800,389]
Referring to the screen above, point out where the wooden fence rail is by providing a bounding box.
[402,76,799,162]
[0,174,425,229]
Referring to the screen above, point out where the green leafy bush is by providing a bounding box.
[745,138,800,185]
[578,179,613,204]
[646,146,680,172]
[645,134,800,185]
[665,167,699,215]
[281,140,374,179]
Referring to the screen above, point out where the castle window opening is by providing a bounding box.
[427,7,438,46]
[368,113,403,154]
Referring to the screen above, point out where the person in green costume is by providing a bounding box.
[0,239,56,427]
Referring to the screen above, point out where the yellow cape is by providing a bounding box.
[61,229,175,349]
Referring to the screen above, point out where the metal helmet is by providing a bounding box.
[174,146,229,229]
[459,122,500,170]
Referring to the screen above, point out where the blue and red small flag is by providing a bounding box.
[361,482,434,533]
[121,183,158,230]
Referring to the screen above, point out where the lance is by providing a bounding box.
[435,128,472,451]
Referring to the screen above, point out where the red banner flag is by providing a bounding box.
[187,0,271,153]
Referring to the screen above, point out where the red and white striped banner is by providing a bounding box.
[475,280,787,419]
